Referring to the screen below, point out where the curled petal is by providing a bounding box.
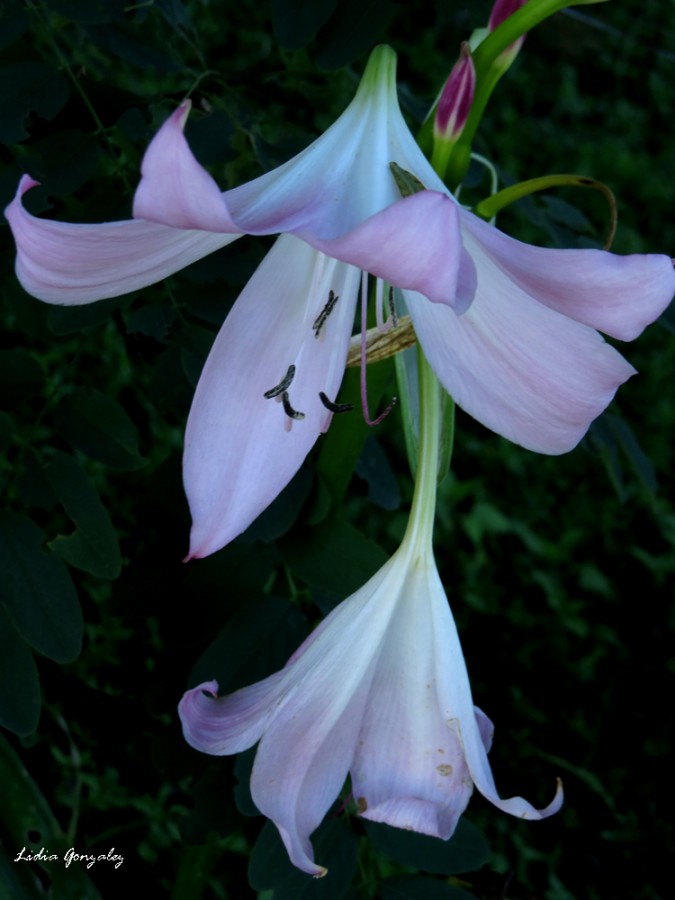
[179,676,286,755]
[184,235,360,558]
[407,234,637,454]
[305,193,465,308]
[252,685,369,876]
[461,211,675,340]
[133,102,241,233]
[426,566,563,821]
[5,176,236,304]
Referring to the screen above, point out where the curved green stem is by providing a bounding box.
[404,347,444,550]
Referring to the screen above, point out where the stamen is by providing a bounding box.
[312,290,339,338]
[319,392,354,414]
[388,286,399,328]
[360,273,398,427]
[263,364,296,399]
[282,391,305,420]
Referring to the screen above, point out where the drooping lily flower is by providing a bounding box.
[5,46,675,558]
[179,354,563,876]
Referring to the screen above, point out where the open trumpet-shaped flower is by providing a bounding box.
[6,46,675,558]
[179,355,562,875]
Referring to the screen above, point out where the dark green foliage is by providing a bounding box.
[1,1,674,898]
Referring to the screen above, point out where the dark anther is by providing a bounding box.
[388,286,399,328]
[312,290,339,337]
[319,392,354,414]
[282,391,305,420]
[264,364,296,399]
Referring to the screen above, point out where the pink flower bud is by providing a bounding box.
[488,0,527,57]
[434,42,476,142]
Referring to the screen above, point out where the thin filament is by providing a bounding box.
[360,273,397,427]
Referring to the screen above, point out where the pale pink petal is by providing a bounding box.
[461,211,675,340]
[427,565,563,821]
[305,193,464,307]
[407,234,637,454]
[249,564,400,876]
[4,176,237,304]
[353,560,475,839]
[132,102,241,233]
[184,235,361,559]
[179,676,286,755]
[251,683,369,876]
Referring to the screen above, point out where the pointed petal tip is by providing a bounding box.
[18,174,40,194]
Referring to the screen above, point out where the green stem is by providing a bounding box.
[403,347,443,549]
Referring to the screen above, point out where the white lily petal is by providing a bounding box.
[5,176,236,304]
[184,234,360,558]
[461,211,675,341]
[179,675,286,755]
[406,228,637,454]
[352,552,476,839]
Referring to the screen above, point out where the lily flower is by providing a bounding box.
[5,46,675,558]
[179,355,563,876]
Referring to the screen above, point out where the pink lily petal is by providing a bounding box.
[352,561,478,839]
[179,675,286,755]
[406,234,638,454]
[5,176,237,304]
[132,102,241,233]
[131,53,468,309]
[305,192,464,307]
[426,565,563,820]
[461,211,675,341]
[184,234,361,558]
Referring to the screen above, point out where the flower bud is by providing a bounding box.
[488,0,528,62]
[434,42,476,144]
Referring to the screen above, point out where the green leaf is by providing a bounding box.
[0,605,40,736]
[364,819,491,875]
[53,388,146,470]
[0,411,13,453]
[0,734,102,899]
[0,512,82,663]
[0,349,45,398]
[44,450,122,579]
[21,129,102,196]
[248,817,357,897]
[273,0,339,50]
[242,465,314,543]
[125,304,176,342]
[381,874,477,900]
[280,518,388,596]
[0,62,69,145]
[47,295,130,334]
[188,594,308,694]
[317,363,393,506]
[0,5,28,53]
[180,765,239,843]
[354,436,401,510]
[314,0,395,70]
